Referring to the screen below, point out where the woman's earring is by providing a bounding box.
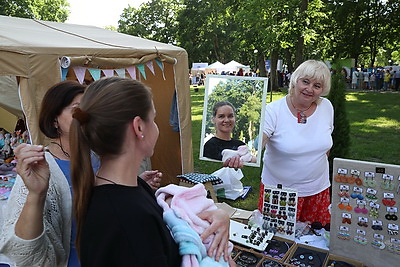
[141,135,144,139]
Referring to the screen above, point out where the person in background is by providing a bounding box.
[69,77,232,266]
[383,69,391,91]
[370,72,376,91]
[0,80,162,266]
[261,60,334,225]
[351,68,358,90]
[363,69,369,90]
[394,68,400,91]
[375,69,383,90]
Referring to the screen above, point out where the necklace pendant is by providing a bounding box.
[297,111,307,124]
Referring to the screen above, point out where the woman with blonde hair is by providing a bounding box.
[261,60,334,225]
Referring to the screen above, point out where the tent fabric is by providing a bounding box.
[207,61,224,69]
[0,76,23,117]
[0,15,193,184]
[222,60,250,72]
[205,61,225,73]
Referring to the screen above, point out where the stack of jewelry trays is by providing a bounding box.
[262,185,298,240]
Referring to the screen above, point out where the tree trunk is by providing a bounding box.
[295,0,308,68]
[284,48,294,73]
[258,54,267,77]
[295,36,304,68]
[270,49,279,91]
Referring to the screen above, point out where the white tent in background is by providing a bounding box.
[191,62,208,72]
[205,61,225,73]
[221,60,250,73]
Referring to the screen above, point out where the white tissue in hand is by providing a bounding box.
[221,145,252,163]
[221,149,240,162]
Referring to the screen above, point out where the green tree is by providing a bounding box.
[328,65,350,182]
[0,0,69,22]
[236,0,328,88]
[118,0,182,44]
[325,0,400,67]
[176,0,242,65]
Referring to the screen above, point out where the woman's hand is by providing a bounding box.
[15,144,50,197]
[223,155,243,169]
[14,144,50,239]
[198,209,230,262]
[139,170,162,190]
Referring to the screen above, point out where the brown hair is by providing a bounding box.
[39,80,85,138]
[70,77,153,255]
[212,101,236,117]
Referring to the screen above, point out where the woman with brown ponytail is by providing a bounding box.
[70,77,232,266]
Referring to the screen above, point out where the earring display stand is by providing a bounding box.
[260,184,298,240]
[330,158,400,267]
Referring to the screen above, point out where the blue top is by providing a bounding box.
[55,159,79,267]
[55,153,100,266]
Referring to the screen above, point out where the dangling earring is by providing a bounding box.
[54,120,61,137]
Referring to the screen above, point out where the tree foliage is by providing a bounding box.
[116,0,399,69]
[118,0,183,44]
[325,0,399,67]
[0,0,69,22]
[176,0,242,64]
[328,66,350,181]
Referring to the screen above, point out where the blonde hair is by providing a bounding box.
[288,60,331,99]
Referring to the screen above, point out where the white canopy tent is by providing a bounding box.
[205,61,225,73]
[220,60,250,73]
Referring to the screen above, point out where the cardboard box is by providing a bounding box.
[284,243,329,267]
[325,254,364,267]
[215,202,253,224]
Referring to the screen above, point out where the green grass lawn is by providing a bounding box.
[190,85,400,211]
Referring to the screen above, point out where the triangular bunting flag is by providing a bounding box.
[146,61,155,75]
[88,68,101,81]
[155,59,164,71]
[115,68,126,78]
[61,67,69,81]
[155,58,166,80]
[73,66,86,84]
[102,69,114,77]
[126,66,137,80]
[137,64,146,80]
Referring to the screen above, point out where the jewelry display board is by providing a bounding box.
[229,220,274,251]
[260,185,298,240]
[330,158,400,267]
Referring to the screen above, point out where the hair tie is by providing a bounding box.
[72,107,90,124]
